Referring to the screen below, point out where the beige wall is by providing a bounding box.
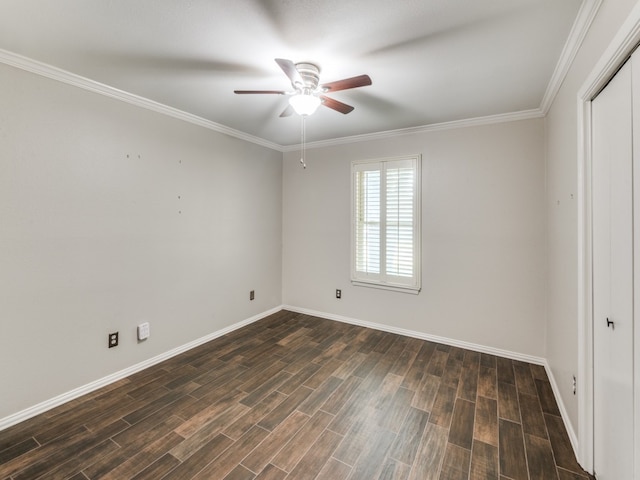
[0,63,283,419]
[545,0,637,438]
[5,0,639,442]
[283,118,546,357]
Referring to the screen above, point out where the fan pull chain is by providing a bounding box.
[300,115,307,169]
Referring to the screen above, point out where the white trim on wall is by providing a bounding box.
[0,0,600,154]
[283,304,545,364]
[0,307,281,432]
[0,49,283,152]
[540,0,603,113]
[282,109,545,151]
[0,47,544,152]
[1,303,581,461]
[577,0,640,471]
[282,304,579,453]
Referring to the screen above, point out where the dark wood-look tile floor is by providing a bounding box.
[0,310,594,480]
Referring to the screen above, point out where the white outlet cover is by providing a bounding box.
[137,322,150,340]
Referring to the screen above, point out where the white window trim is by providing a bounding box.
[350,154,421,294]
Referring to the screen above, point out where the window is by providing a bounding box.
[351,155,421,293]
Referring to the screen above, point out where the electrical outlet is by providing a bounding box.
[108,332,119,348]
[336,289,342,299]
[250,290,255,301]
[137,322,150,341]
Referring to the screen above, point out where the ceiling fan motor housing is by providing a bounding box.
[295,62,320,92]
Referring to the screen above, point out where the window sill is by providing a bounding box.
[351,280,421,295]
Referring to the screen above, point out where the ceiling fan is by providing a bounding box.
[234,58,372,117]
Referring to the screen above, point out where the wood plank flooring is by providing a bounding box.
[0,310,594,479]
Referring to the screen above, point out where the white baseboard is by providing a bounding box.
[1,303,581,466]
[541,359,580,458]
[283,305,546,365]
[283,305,580,461]
[0,306,281,432]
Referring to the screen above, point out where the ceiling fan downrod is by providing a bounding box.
[300,115,307,169]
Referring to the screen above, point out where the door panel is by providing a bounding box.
[592,55,634,480]
[631,51,640,480]
[592,58,634,479]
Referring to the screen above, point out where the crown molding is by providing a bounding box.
[0,49,284,152]
[539,0,602,113]
[281,108,545,151]
[1,47,542,153]
[1,0,599,154]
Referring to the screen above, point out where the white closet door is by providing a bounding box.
[632,50,640,480]
[592,57,634,479]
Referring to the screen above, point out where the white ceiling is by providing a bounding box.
[0,0,585,147]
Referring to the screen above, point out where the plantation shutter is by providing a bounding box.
[386,163,415,278]
[352,156,421,292]
[355,166,381,276]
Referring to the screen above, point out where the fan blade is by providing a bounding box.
[279,104,294,117]
[320,95,355,114]
[275,58,304,87]
[234,90,287,94]
[321,74,372,93]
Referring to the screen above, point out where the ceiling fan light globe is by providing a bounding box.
[289,94,321,116]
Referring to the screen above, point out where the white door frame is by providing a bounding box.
[577,2,640,472]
